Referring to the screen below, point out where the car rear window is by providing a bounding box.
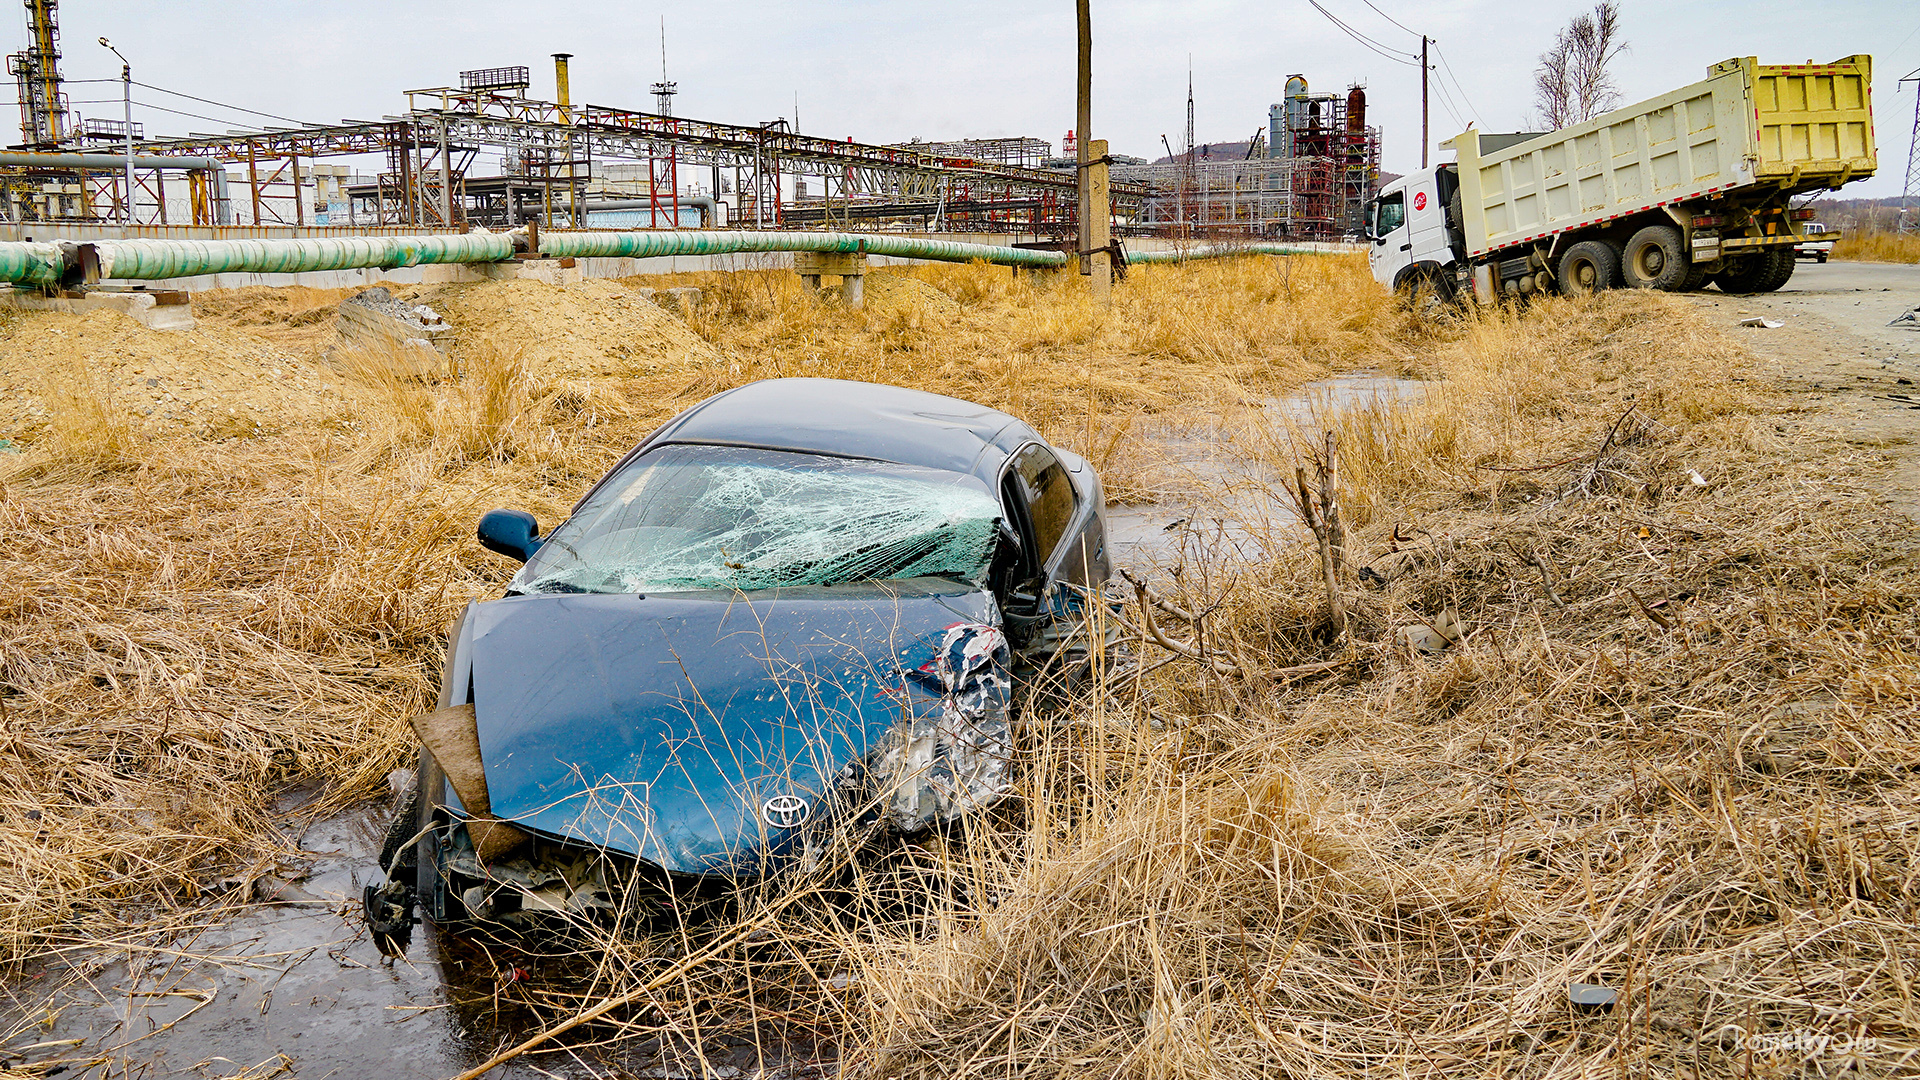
[512,444,1003,595]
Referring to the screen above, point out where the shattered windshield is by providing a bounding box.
[513,444,1003,595]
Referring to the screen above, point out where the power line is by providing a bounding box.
[1428,75,1468,132]
[1305,0,1419,65]
[1432,43,1481,126]
[1357,0,1419,38]
[132,81,311,126]
[131,99,273,129]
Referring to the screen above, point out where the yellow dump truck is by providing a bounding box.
[1367,55,1876,299]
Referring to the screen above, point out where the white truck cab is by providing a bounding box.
[1368,165,1460,296]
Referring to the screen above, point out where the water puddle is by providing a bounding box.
[4,794,553,1079]
[4,789,805,1079]
[1107,372,1427,568]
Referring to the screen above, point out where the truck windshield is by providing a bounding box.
[1376,192,1405,235]
[512,444,1004,595]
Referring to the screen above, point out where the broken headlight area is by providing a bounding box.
[873,621,1014,833]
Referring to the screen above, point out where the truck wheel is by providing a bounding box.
[1756,248,1796,292]
[1678,263,1711,291]
[1711,255,1769,293]
[1557,241,1620,296]
[1622,226,1688,290]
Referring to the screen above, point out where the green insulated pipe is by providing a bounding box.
[0,232,1346,287]
[536,229,1071,268]
[0,242,68,286]
[93,234,518,280]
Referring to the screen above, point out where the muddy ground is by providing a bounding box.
[1686,259,1920,519]
[6,259,1918,1079]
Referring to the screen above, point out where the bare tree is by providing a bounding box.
[1533,2,1629,129]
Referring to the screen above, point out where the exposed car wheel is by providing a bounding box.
[1557,240,1620,296]
[1621,225,1688,290]
[1817,253,1828,263]
[1712,255,1770,293]
[378,787,421,877]
[1755,248,1796,292]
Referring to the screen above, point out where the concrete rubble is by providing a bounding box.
[332,286,454,376]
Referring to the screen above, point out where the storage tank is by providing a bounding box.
[1272,74,1309,160]
[1347,86,1366,134]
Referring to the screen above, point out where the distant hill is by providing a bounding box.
[1151,141,1257,165]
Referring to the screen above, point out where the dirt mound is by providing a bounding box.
[0,308,351,443]
[401,278,724,378]
[191,284,354,328]
[862,272,960,318]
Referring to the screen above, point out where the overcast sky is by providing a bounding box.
[30,1,1920,199]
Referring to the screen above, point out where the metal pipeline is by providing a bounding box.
[0,231,1340,286]
[0,241,68,286]
[90,234,518,280]
[536,229,1070,268]
[0,151,233,225]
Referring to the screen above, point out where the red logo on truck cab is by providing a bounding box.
[1413,191,1428,211]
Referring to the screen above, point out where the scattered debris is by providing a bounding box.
[1359,525,1454,586]
[1403,609,1463,655]
[1737,316,1783,329]
[1888,305,1920,330]
[332,286,454,375]
[1568,982,1618,1012]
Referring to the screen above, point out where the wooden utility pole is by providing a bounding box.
[1076,0,1110,304]
[1420,36,1430,169]
[1088,139,1111,304]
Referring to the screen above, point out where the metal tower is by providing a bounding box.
[649,18,679,227]
[7,0,67,147]
[1182,62,1195,232]
[1901,67,1919,233]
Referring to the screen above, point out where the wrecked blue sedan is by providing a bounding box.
[366,378,1107,950]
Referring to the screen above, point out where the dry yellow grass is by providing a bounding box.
[1830,230,1920,263]
[0,254,1405,965]
[4,261,1916,1077]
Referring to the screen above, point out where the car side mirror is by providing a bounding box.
[1374,235,1388,246]
[477,509,542,562]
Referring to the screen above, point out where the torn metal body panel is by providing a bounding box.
[464,581,997,873]
[368,379,1109,951]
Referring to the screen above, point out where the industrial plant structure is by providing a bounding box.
[0,2,1146,236]
[0,2,1368,241]
[1122,74,1381,241]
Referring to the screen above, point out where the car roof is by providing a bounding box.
[648,377,1038,481]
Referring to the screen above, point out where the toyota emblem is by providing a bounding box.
[762,794,811,829]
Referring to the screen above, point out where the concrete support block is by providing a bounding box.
[0,288,195,331]
[418,263,487,284]
[475,258,580,286]
[792,250,868,309]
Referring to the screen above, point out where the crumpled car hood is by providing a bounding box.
[464,580,996,874]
